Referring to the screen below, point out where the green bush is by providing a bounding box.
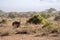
[27,14,48,24]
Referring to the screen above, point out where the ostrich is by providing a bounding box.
[12,21,20,28]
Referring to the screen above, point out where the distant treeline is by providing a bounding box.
[0,8,60,18]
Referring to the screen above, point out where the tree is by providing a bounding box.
[40,11,51,19]
[47,8,56,13]
[8,12,20,18]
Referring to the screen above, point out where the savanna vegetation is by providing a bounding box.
[0,8,60,38]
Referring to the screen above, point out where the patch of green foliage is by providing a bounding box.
[27,13,48,24]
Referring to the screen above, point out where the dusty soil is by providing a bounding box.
[0,34,60,40]
[0,17,60,40]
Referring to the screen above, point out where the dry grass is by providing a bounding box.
[0,17,60,40]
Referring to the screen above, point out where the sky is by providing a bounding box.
[0,0,60,12]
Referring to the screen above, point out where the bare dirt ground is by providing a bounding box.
[0,34,60,40]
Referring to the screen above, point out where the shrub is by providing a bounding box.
[15,27,36,34]
[27,14,48,24]
[41,23,52,33]
[42,23,52,28]
[54,15,60,21]
[42,23,59,34]
[8,13,19,18]
[40,13,51,19]
[1,19,7,24]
